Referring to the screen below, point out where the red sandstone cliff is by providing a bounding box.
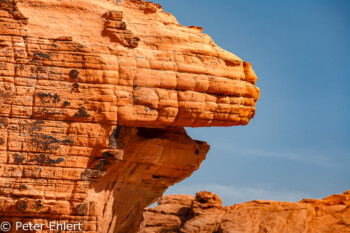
[0,0,259,232]
[141,191,350,233]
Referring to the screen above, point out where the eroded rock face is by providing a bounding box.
[0,0,259,128]
[0,124,209,232]
[0,0,259,232]
[141,191,350,233]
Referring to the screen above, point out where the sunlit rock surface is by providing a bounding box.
[141,190,350,233]
[0,0,259,232]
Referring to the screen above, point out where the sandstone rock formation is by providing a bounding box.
[0,0,259,232]
[141,190,350,233]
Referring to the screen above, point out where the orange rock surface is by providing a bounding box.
[141,191,350,233]
[0,0,259,232]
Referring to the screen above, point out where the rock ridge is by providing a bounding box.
[141,190,350,233]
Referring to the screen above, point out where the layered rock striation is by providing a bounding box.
[0,0,259,232]
[141,191,350,233]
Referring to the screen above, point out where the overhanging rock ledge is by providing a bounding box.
[0,0,259,232]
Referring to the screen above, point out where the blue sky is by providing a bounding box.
[151,0,350,205]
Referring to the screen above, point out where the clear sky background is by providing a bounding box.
[151,0,350,205]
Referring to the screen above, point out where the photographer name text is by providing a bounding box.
[16,221,82,231]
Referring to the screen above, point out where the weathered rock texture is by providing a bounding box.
[141,190,350,233]
[0,0,259,232]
